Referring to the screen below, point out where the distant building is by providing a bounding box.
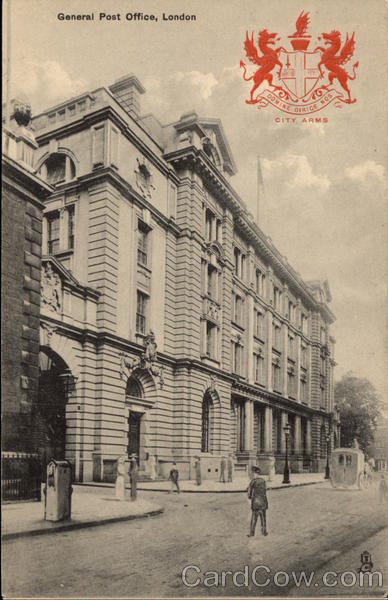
[368,416,388,471]
[2,75,338,482]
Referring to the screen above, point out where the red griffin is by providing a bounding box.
[313,30,359,103]
[240,30,285,103]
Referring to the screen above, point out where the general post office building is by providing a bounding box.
[22,74,339,482]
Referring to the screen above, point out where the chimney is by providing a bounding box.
[109,74,145,121]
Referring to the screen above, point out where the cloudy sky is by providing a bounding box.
[6,0,388,401]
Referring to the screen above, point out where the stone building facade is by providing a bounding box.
[2,104,52,453]
[21,74,338,482]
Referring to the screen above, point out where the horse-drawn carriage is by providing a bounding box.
[330,447,371,490]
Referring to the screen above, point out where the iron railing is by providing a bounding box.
[1,453,42,501]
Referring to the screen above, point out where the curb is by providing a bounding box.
[79,480,324,494]
[1,508,164,541]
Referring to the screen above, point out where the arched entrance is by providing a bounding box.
[34,348,71,470]
[126,376,144,463]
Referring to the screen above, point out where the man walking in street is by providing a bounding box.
[227,454,234,482]
[169,462,180,494]
[195,456,202,486]
[220,456,226,483]
[247,465,268,537]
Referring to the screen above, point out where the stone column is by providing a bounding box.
[294,415,301,454]
[296,335,301,402]
[281,323,288,396]
[246,294,254,384]
[266,311,273,391]
[264,406,273,452]
[244,399,253,451]
[306,419,312,454]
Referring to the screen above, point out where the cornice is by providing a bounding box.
[2,154,53,207]
[34,106,180,186]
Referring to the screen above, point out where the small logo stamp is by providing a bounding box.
[358,550,373,574]
[240,11,359,114]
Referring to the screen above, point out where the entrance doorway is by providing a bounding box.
[128,411,142,461]
[35,348,70,473]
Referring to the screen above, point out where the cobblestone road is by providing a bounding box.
[2,481,387,597]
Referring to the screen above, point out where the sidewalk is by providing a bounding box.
[1,485,163,541]
[82,472,326,493]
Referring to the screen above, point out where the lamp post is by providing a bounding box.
[325,433,331,479]
[282,422,291,484]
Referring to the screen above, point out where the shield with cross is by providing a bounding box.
[279,50,321,100]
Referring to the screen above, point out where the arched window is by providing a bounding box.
[38,152,76,185]
[201,393,213,453]
[126,377,143,399]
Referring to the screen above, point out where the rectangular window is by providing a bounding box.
[241,255,246,281]
[68,205,75,250]
[273,286,281,310]
[255,310,264,339]
[272,361,281,392]
[288,371,296,398]
[234,248,240,277]
[320,327,326,344]
[47,212,60,254]
[207,265,217,299]
[136,291,148,334]
[272,323,281,350]
[231,341,242,374]
[301,313,308,335]
[255,269,263,295]
[92,125,105,167]
[288,335,295,360]
[206,322,217,359]
[216,219,222,242]
[301,378,307,403]
[301,344,307,368]
[234,295,243,326]
[254,353,264,384]
[137,222,149,266]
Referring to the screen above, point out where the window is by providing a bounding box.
[255,310,265,339]
[207,265,217,299]
[272,359,281,392]
[136,291,148,334]
[126,377,143,398]
[273,286,281,310]
[216,219,222,242]
[254,352,265,384]
[272,323,281,350]
[288,369,296,398]
[205,209,213,241]
[234,295,243,326]
[234,247,240,276]
[241,255,246,280]
[301,344,308,368]
[39,153,76,185]
[231,341,242,375]
[301,378,307,403]
[68,205,75,250]
[137,222,149,266]
[320,327,326,344]
[288,300,296,323]
[255,268,265,296]
[47,212,60,254]
[92,125,105,167]
[320,375,326,406]
[201,393,213,453]
[301,313,308,335]
[288,335,295,360]
[206,321,217,359]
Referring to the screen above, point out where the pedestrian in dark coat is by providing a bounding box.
[227,454,234,482]
[169,462,180,494]
[195,456,202,486]
[220,457,226,483]
[247,466,268,537]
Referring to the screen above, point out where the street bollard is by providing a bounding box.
[129,453,138,501]
[115,455,126,500]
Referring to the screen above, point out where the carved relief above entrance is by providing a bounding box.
[41,262,62,313]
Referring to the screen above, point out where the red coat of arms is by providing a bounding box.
[240,11,359,114]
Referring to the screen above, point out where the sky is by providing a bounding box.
[5,0,388,402]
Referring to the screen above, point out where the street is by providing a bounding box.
[2,481,388,597]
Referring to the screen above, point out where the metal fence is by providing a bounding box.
[1,453,42,501]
